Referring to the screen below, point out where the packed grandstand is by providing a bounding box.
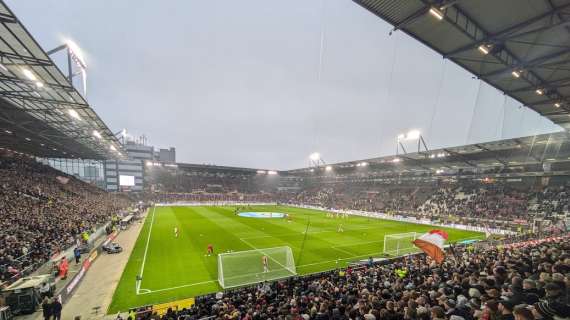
[1,0,570,320]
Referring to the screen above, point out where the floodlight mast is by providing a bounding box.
[396,130,429,156]
[47,40,88,98]
[308,152,326,168]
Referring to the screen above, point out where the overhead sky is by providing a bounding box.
[8,0,562,169]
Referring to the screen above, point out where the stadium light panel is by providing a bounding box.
[68,109,81,120]
[5,130,12,134]
[360,162,368,167]
[35,81,44,88]
[392,158,401,163]
[309,152,320,161]
[25,137,31,141]
[256,170,266,174]
[429,7,444,20]
[267,170,278,175]
[92,130,102,139]
[110,145,117,151]
[511,70,521,78]
[536,88,544,95]
[65,39,87,68]
[21,68,37,81]
[555,102,561,108]
[406,130,421,140]
[325,165,333,172]
[477,45,490,55]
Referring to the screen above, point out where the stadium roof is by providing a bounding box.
[289,131,570,175]
[0,1,124,160]
[175,163,281,175]
[354,0,570,130]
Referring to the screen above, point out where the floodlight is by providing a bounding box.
[536,88,544,95]
[325,165,333,172]
[256,170,266,174]
[477,45,489,55]
[110,145,117,151]
[25,137,31,141]
[360,162,368,167]
[511,70,521,78]
[65,39,87,68]
[429,7,444,20]
[68,109,81,120]
[406,130,421,140]
[21,68,37,81]
[309,152,320,161]
[92,130,102,139]
[267,170,278,175]
[555,102,561,108]
[392,158,401,163]
[35,81,44,88]
[5,130,12,134]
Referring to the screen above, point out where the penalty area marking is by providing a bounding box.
[135,234,481,295]
[136,279,217,295]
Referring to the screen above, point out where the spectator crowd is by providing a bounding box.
[133,234,570,320]
[0,151,130,285]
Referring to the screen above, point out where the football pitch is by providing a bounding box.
[108,205,483,313]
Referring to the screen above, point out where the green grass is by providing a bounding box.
[108,205,483,313]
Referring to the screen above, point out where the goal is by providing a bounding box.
[383,232,418,256]
[217,246,296,289]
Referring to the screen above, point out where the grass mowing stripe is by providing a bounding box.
[108,205,484,313]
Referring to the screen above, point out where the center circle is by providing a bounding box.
[238,212,286,218]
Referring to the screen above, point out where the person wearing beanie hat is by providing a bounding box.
[469,288,482,299]
[498,300,515,320]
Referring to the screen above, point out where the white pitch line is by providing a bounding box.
[331,246,355,256]
[137,206,156,294]
[138,280,217,295]
[239,238,292,272]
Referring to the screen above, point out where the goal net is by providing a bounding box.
[383,232,418,256]
[217,246,296,289]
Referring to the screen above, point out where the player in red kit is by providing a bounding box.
[207,244,214,256]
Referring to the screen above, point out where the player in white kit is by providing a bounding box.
[262,255,269,273]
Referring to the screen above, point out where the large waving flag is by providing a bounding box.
[413,230,448,263]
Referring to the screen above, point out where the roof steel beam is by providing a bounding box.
[445,3,570,57]
[483,48,570,78]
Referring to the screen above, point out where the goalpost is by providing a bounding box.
[383,232,418,256]
[217,246,296,289]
